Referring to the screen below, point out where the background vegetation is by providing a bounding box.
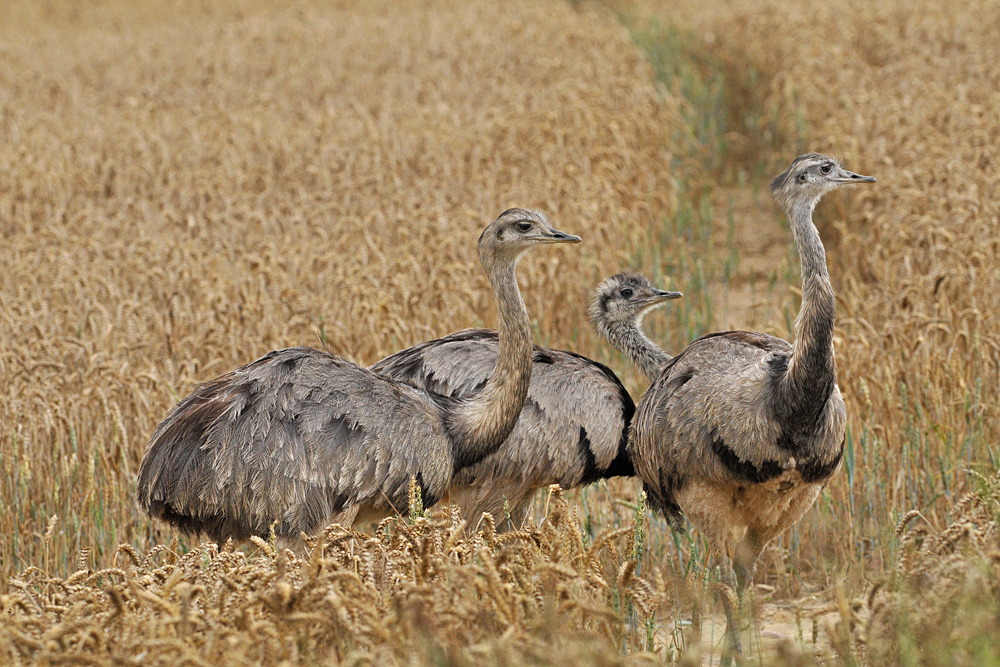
[2,0,998,664]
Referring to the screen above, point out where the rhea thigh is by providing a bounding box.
[732,481,824,580]
[446,485,532,530]
[746,481,823,548]
[677,476,823,553]
[675,481,751,555]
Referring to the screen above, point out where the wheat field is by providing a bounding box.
[2,0,999,664]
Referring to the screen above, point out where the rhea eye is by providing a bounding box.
[620,287,634,298]
[516,221,532,232]
[820,163,832,175]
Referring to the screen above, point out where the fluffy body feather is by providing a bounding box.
[137,348,455,540]
[630,330,845,541]
[372,328,634,528]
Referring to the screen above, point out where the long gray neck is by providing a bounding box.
[598,318,671,382]
[780,199,837,425]
[447,256,532,470]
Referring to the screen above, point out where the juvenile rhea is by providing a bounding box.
[589,273,682,382]
[629,154,875,662]
[136,209,580,542]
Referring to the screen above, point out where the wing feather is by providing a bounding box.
[137,347,452,541]
[373,331,634,523]
[371,329,498,397]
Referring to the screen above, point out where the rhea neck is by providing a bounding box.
[779,194,837,422]
[599,313,671,382]
[447,246,533,470]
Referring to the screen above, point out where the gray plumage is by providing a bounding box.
[629,154,875,660]
[372,272,683,529]
[372,329,636,530]
[135,209,581,542]
[589,272,682,382]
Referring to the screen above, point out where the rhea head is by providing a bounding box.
[770,153,876,212]
[590,273,682,331]
[478,208,581,268]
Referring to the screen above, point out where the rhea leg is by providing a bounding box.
[515,497,536,527]
[731,529,766,652]
[733,529,764,596]
[714,551,744,666]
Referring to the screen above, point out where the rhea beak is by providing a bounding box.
[540,226,583,244]
[640,290,683,310]
[832,168,877,184]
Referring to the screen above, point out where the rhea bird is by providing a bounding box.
[589,272,682,383]
[135,209,581,543]
[371,279,681,530]
[628,154,875,661]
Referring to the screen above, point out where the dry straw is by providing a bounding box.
[4,0,1000,663]
[0,494,671,666]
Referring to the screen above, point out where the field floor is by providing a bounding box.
[3,0,1000,665]
[701,604,840,664]
[705,186,792,331]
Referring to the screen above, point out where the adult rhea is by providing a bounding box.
[629,154,875,661]
[136,209,580,542]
